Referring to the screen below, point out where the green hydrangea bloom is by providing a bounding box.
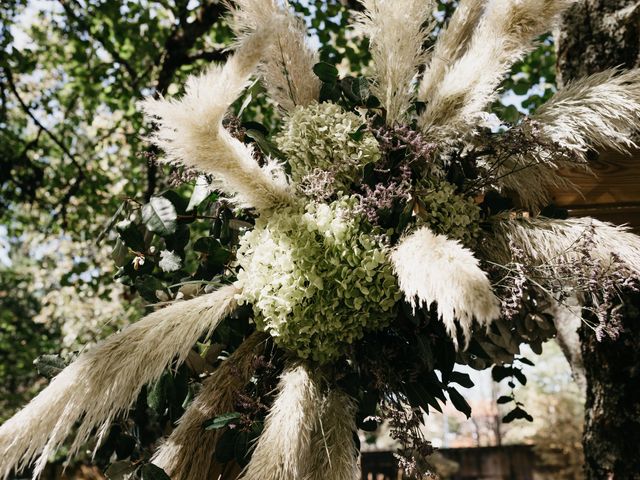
[275,103,381,196]
[418,180,481,246]
[236,198,400,364]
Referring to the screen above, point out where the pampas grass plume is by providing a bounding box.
[0,285,239,479]
[239,364,321,480]
[419,0,574,139]
[153,331,268,480]
[303,390,360,480]
[391,227,500,346]
[484,216,640,277]
[419,0,485,102]
[229,0,320,111]
[533,68,640,155]
[356,0,435,125]
[141,25,293,211]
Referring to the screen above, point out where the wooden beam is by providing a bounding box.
[552,148,640,233]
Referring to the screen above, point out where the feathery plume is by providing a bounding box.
[239,364,321,480]
[478,118,586,211]
[496,69,640,210]
[482,216,640,277]
[141,26,293,211]
[303,390,360,480]
[152,331,268,480]
[533,68,640,155]
[419,0,574,140]
[0,286,239,479]
[229,0,320,111]
[391,227,500,346]
[356,0,436,124]
[418,0,485,102]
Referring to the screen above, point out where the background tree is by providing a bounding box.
[556,1,640,478]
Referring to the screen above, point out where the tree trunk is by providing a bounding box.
[557,2,640,478]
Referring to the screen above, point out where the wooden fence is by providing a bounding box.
[361,445,536,480]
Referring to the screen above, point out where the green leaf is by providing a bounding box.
[105,460,138,480]
[502,406,533,424]
[186,175,210,212]
[497,395,514,404]
[134,275,165,303]
[215,428,238,463]
[160,190,189,215]
[313,61,338,83]
[147,370,173,415]
[116,220,146,253]
[491,365,513,382]
[111,238,129,267]
[517,356,535,367]
[447,387,472,418]
[164,224,190,253]
[449,371,474,389]
[142,196,177,236]
[234,431,253,467]
[348,123,367,142]
[244,129,283,158]
[115,433,136,460]
[513,368,528,385]
[34,354,67,379]
[341,76,370,104]
[96,201,126,245]
[140,463,171,480]
[203,412,242,430]
[405,382,442,414]
[319,81,342,103]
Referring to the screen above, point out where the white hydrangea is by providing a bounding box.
[235,198,400,364]
[275,103,381,197]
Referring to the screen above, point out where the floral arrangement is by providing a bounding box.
[2,0,640,479]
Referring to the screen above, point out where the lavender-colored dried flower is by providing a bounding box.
[355,165,413,223]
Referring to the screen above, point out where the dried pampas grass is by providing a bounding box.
[0,286,239,479]
[419,0,574,140]
[533,68,640,155]
[495,69,640,210]
[153,331,268,480]
[391,227,500,346]
[229,0,320,111]
[141,26,293,211]
[303,390,360,480]
[239,364,321,480]
[356,0,435,125]
[483,216,640,277]
[418,0,485,102]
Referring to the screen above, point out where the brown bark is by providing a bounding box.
[557,2,640,479]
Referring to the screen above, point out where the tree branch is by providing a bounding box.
[58,0,139,85]
[3,65,86,177]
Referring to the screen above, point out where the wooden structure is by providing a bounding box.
[361,445,536,480]
[553,149,640,232]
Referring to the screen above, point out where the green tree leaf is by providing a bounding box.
[447,386,472,418]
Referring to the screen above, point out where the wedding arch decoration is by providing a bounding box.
[2,0,640,479]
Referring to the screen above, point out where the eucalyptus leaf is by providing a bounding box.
[140,463,171,480]
[203,412,241,430]
[34,354,67,379]
[105,461,138,480]
[142,196,177,236]
[312,61,338,83]
[186,175,211,212]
